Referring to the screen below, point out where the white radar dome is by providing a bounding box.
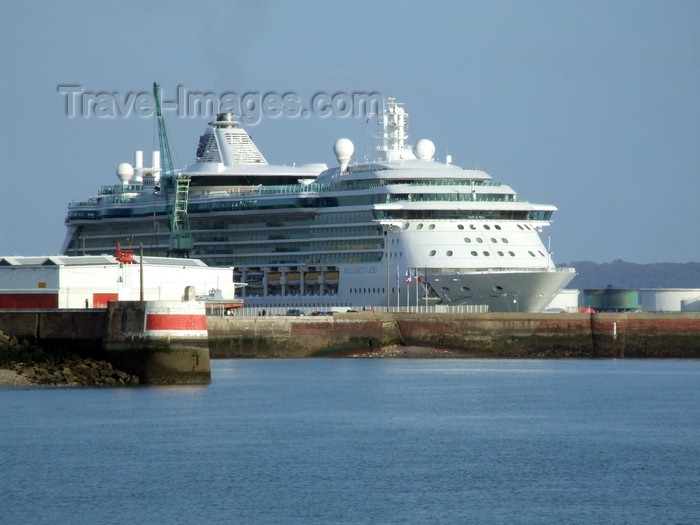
[333,138,354,172]
[117,162,134,185]
[414,139,435,161]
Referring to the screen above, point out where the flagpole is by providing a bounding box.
[425,267,428,309]
[385,227,390,311]
[396,265,400,309]
[415,269,418,310]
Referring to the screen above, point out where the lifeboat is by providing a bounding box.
[323,271,339,285]
[286,272,300,285]
[267,273,281,284]
[115,242,135,263]
[304,272,320,284]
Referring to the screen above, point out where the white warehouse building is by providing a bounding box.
[0,254,238,309]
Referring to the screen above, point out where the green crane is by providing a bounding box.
[153,82,194,257]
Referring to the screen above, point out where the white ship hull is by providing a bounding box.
[236,265,574,313]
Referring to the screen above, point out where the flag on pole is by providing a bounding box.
[417,272,422,283]
[406,267,411,284]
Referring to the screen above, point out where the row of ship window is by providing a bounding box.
[466,237,508,244]
[406,223,534,231]
[350,288,386,295]
[429,249,546,258]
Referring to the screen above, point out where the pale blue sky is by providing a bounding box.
[1,0,698,264]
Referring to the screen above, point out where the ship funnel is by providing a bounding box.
[133,150,144,182]
[333,138,354,173]
[152,151,161,179]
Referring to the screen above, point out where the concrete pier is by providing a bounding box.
[103,301,210,384]
[0,301,211,385]
[2,310,698,373]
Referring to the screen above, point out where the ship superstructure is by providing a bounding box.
[62,98,575,312]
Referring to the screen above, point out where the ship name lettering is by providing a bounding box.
[345,266,378,275]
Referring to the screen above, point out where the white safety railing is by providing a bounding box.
[230,304,489,317]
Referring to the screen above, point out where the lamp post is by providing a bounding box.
[383,224,398,310]
[385,226,391,310]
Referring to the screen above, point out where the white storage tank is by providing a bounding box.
[544,289,580,313]
[639,289,700,312]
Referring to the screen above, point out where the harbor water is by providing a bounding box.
[2,359,698,524]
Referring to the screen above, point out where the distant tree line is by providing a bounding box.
[561,260,700,290]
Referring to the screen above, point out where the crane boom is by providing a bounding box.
[153,82,194,257]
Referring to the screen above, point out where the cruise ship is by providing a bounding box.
[62,98,575,312]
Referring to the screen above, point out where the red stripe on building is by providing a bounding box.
[145,314,207,331]
[93,293,118,309]
[0,294,59,309]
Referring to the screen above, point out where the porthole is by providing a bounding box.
[538,251,545,257]
[476,238,483,243]
[528,251,535,257]
[429,224,435,230]
[490,238,497,243]
[461,287,471,292]
[524,225,531,230]
[446,250,453,256]
[441,286,451,292]
[493,285,504,292]
[497,251,504,256]
[483,251,490,256]
[471,251,478,256]
[517,225,524,230]
[470,225,476,230]
[402,222,410,230]
[457,224,464,230]
[429,250,436,256]
[509,251,515,256]
[464,238,471,243]
[483,225,491,230]
[416,223,424,230]
[494,225,502,230]
[502,238,509,243]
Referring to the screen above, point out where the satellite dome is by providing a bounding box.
[117,162,134,185]
[414,139,435,161]
[333,138,354,172]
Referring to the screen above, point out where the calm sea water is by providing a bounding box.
[1,359,698,524]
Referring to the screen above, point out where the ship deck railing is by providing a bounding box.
[188,179,514,199]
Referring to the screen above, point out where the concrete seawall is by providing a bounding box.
[207,312,700,358]
[2,311,698,367]
[0,302,210,384]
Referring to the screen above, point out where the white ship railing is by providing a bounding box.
[187,179,514,198]
[231,304,489,317]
